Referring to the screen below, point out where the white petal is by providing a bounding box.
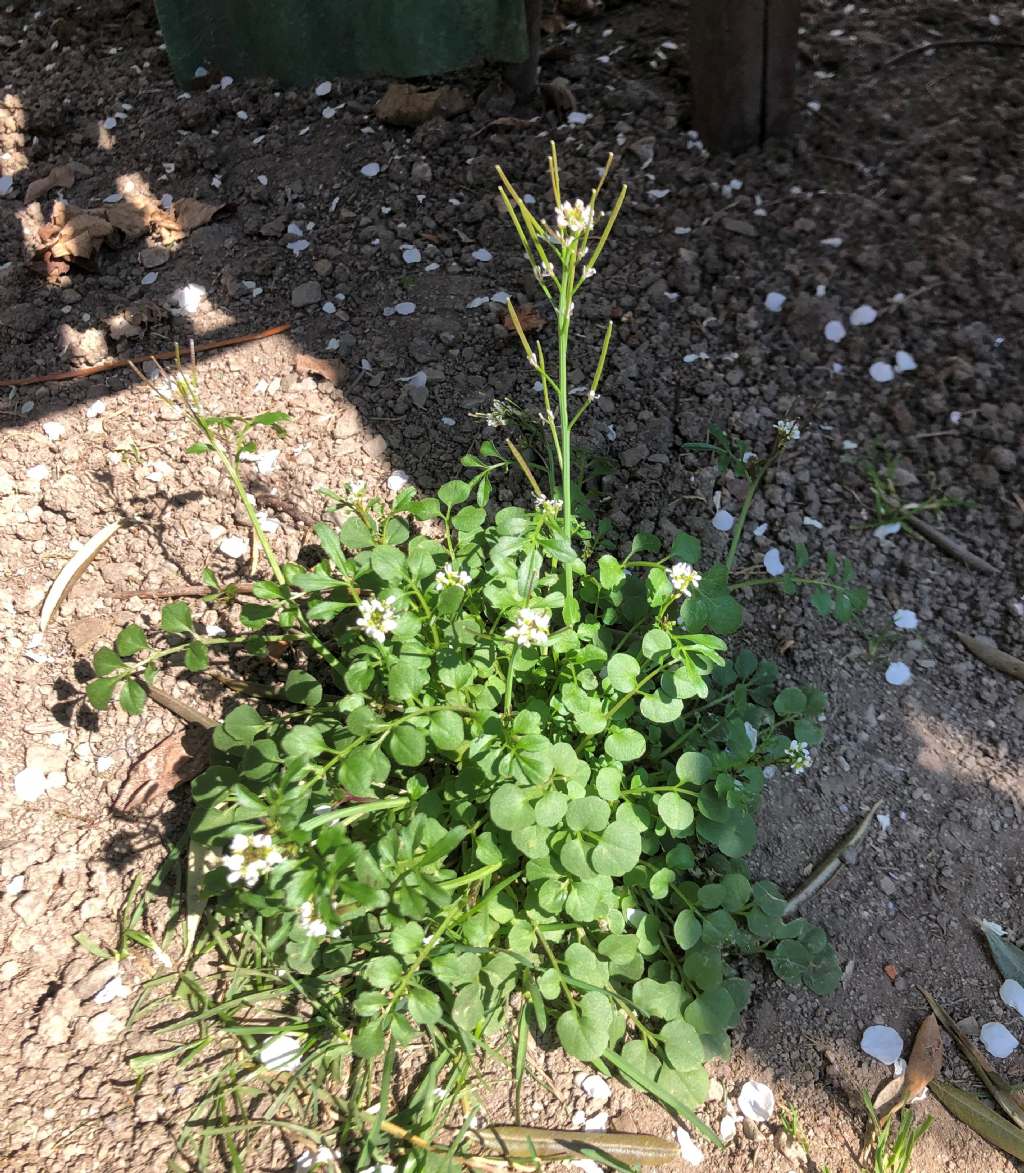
[802,516,824,529]
[14,766,49,802]
[737,1081,775,1122]
[583,1111,609,1130]
[719,1113,738,1141]
[42,421,66,440]
[753,522,768,537]
[885,661,912,687]
[820,236,843,247]
[360,162,381,178]
[763,548,785,577]
[892,608,918,630]
[980,1022,1019,1058]
[861,1024,904,1065]
[581,1073,611,1101]
[895,350,917,372]
[869,361,895,383]
[874,521,902,539]
[93,974,130,1004]
[675,1126,704,1166]
[764,291,786,312]
[259,1033,303,1072]
[398,370,428,389]
[824,319,847,343]
[471,248,493,262]
[849,304,877,326]
[386,471,409,492]
[567,111,590,125]
[1000,979,1024,1018]
[712,509,735,532]
[402,246,421,264]
[314,81,332,97]
[876,812,891,832]
[218,535,250,558]
[394,301,416,316]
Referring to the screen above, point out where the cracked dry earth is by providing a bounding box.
[1,0,1023,1170]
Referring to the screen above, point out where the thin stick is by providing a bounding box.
[783,800,882,918]
[145,683,217,729]
[956,632,1024,684]
[902,512,998,576]
[2,323,291,388]
[876,39,1024,72]
[107,582,260,599]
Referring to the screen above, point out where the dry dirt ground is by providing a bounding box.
[1,0,1023,1170]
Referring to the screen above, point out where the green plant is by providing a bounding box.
[91,147,859,1171]
[778,1100,808,1152]
[862,1092,932,1173]
[862,456,964,529]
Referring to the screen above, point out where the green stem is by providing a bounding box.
[725,466,765,574]
[557,248,575,605]
[504,648,519,715]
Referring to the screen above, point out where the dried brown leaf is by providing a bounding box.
[173,196,231,234]
[503,302,545,333]
[903,1013,944,1103]
[374,82,471,127]
[115,727,211,813]
[294,352,344,382]
[24,161,78,205]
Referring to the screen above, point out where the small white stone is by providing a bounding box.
[5,874,25,896]
[322,302,336,314]
[25,464,50,482]
[763,548,785,577]
[14,766,49,801]
[737,1081,775,1122]
[236,110,248,120]
[1000,980,1024,1018]
[94,974,130,1004]
[876,812,891,832]
[220,75,234,88]
[892,608,918,630]
[885,661,912,687]
[802,516,824,529]
[360,162,381,178]
[386,470,410,492]
[675,1125,704,1166]
[401,246,421,264]
[980,1022,1019,1058]
[42,421,66,440]
[322,106,336,119]
[256,174,268,186]
[895,350,917,372]
[239,449,279,475]
[581,1073,611,1102]
[874,521,902,539]
[567,111,590,125]
[764,291,786,312]
[869,361,895,383]
[850,304,877,326]
[753,522,768,537]
[712,509,735,532]
[824,319,847,343]
[861,1024,904,1064]
[176,283,205,313]
[194,66,208,78]
[583,1111,609,1131]
[218,535,250,559]
[820,236,843,247]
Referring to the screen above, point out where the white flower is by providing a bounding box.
[355,594,399,643]
[220,831,285,886]
[668,562,701,597]
[434,563,472,591]
[299,901,329,938]
[533,495,563,516]
[784,739,812,774]
[774,419,801,442]
[555,198,595,240]
[505,607,551,648]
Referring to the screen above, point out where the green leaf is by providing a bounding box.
[453,505,486,533]
[682,944,723,990]
[564,943,609,987]
[605,653,640,693]
[773,686,807,716]
[591,819,642,876]
[364,955,402,989]
[673,910,702,950]
[85,676,117,710]
[657,793,694,832]
[566,796,611,833]
[222,704,266,746]
[669,532,702,565]
[704,593,743,636]
[660,1019,704,1071]
[490,784,534,832]
[451,984,485,1033]
[676,752,712,785]
[160,601,193,634]
[720,873,752,912]
[388,658,428,702]
[598,554,625,589]
[407,986,443,1026]
[118,678,146,716]
[641,628,673,658]
[388,724,427,767]
[114,624,147,657]
[632,978,684,1020]
[930,1082,1024,1162]
[370,545,405,582]
[290,568,345,591]
[534,789,568,827]
[684,986,735,1036]
[556,991,613,1062]
[604,727,646,762]
[439,479,471,507]
[429,710,465,752]
[697,812,756,858]
[183,641,209,672]
[92,647,122,677]
[982,922,1024,985]
[283,670,323,706]
[281,725,326,760]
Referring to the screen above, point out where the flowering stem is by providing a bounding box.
[504,649,519,716]
[724,466,766,575]
[557,248,575,603]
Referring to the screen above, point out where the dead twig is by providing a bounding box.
[901,511,998,576]
[956,633,1024,684]
[2,323,291,389]
[108,582,260,600]
[784,800,882,918]
[144,683,217,729]
[876,39,1024,73]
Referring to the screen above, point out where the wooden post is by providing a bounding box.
[689,0,800,154]
[503,0,543,100]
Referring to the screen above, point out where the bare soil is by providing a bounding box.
[1,1,1022,1170]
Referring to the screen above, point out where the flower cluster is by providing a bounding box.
[298,900,343,940]
[355,594,398,643]
[784,739,812,774]
[434,563,472,591]
[555,198,594,241]
[505,607,551,648]
[220,832,284,887]
[533,495,563,516]
[668,562,701,598]
[775,419,801,443]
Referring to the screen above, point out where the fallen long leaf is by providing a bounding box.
[956,633,1024,684]
[39,519,121,631]
[470,1125,679,1166]
[115,727,211,812]
[921,988,1024,1130]
[931,1081,1024,1161]
[982,922,1024,985]
[185,840,215,957]
[901,1014,943,1105]
[902,511,998,575]
[783,799,881,917]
